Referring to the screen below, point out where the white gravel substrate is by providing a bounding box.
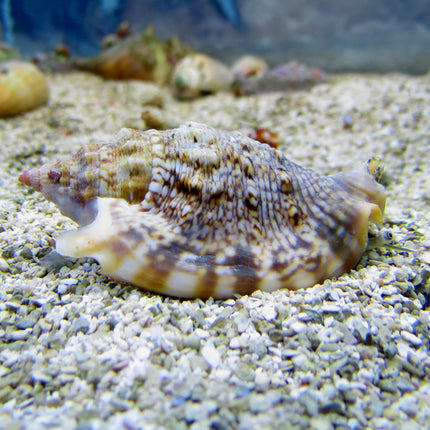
[0,71,429,430]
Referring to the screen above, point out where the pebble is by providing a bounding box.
[31,369,51,384]
[248,391,282,413]
[290,321,308,334]
[309,417,333,430]
[421,251,430,265]
[74,316,90,334]
[57,283,69,295]
[184,400,217,422]
[6,329,31,341]
[400,330,423,347]
[396,377,416,393]
[378,379,398,394]
[396,396,419,418]
[235,362,255,382]
[0,257,9,272]
[184,334,201,351]
[317,327,344,344]
[291,354,313,371]
[15,315,38,329]
[201,343,221,368]
[321,303,342,314]
[254,369,270,392]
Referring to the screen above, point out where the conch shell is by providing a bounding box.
[20,122,386,298]
[75,27,192,84]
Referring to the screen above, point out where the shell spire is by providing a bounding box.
[19,128,157,225]
[19,122,386,298]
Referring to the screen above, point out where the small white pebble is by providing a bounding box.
[256,304,277,321]
[290,321,307,334]
[57,283,69,295]
[401,330,423,347]
[229,337,241,349]
[324,316,335,327]
[322,303,341,313]
[335,378,351,392]
[61,278,78,286]
[421,251,430,265]
[201,342,221,368]
[397,342,415,360]
[135,346,151,360]
[255,369,270,392]
[0,257,9,272]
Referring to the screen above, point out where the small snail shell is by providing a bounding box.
[171,54,234,99]
[0,61,49,117]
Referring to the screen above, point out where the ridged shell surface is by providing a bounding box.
[19,122,386,298]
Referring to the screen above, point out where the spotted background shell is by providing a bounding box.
[19,122,385,298]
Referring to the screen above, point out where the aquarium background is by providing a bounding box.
[1,0,430,73]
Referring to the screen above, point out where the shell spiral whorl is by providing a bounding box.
[19,122,386,298]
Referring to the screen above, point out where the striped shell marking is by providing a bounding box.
[19,122,386,298]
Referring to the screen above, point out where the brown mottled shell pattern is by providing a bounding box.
[19,122,386,298]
